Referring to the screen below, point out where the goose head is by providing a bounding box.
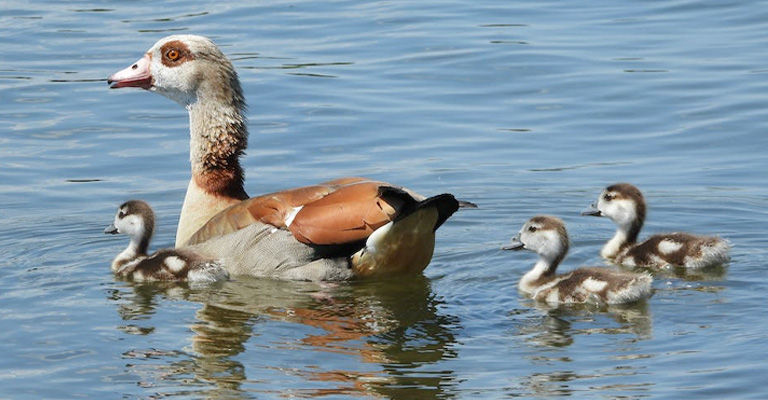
[503,215,569,265]
[108,35,244,109]
[581,183,646,230]
[105,200,156,249]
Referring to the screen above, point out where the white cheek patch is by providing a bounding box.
[658,239,683,254]
[151,61,199,106]
[601,198,635,225]
[163,256,187,273]
[531,229,563,257]
[119,214,144,237]
[615,199,636,222]
[582,277,608,292]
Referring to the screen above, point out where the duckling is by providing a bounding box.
[581,183,730,269]
[105,200,229,282]
[503,215,653,305]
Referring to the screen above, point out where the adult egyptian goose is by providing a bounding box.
[107,35,471,280]
[105,200,229,282]
[503,215,653,305]
[581,183,731,269]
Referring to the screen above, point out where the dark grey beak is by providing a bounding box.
[580,203,602,217]
[104,223,119,235]
[501,234,525,251]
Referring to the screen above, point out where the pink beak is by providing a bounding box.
[108,54,153,89]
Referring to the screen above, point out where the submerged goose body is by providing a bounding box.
[503,216,653,305]
[108,35,471,280]
[582,183,730,269]
[105,200,229,282]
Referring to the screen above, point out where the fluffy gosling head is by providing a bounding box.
[105,200,155,253]
[504,215,570,267]
[582,183,646,232]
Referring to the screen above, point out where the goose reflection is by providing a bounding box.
[108,275,460,399]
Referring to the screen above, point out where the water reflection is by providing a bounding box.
[645,264,728,282]
[107,276,460,399]
[510,300,653,398]
[514,298,653,346]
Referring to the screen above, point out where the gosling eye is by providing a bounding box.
[527,225,537,232]
[118,211,126,219]
[603,193,614,201]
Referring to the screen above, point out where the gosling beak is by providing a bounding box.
[581,203,602,217]
[501,234,525,251]
[104,224,119,235]
[108,54,153,89]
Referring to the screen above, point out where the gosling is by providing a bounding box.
[105,200,229,282]
[503,215,653,305]
[582,183,730,269]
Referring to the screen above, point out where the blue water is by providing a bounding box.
[1,0,767,398]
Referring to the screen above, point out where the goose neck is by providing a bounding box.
[187,101,249,199]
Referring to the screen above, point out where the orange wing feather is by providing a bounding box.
[288,181,406,245]
[185,178,410,246]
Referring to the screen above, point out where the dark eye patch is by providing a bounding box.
[159,40,195,67]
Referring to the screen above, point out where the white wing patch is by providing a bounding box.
[649,254,668,268]
[132,270,146,281]
[658,239,683,254]
[622,255,637,267]
[545,288,560,303]
[582,277,608,292]
[364,220,394,251]
[284,206,304,227]
[164,256,187,273]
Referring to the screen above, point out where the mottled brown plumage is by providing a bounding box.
[105,200,229,282]
[504,215,653,305]
[582,183,730,269]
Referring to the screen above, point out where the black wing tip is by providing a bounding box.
[415,193,460,231]
[381,187,471,230]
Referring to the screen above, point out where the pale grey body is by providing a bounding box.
[187,223,354,281]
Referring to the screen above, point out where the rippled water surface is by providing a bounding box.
[1,0,767,399]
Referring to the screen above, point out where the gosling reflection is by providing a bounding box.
[510,300,653,398]
[514,300,652,348]
[108,275,459,399]
[641,263,728,281]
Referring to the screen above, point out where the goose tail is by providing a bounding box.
[351,193,460,278]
